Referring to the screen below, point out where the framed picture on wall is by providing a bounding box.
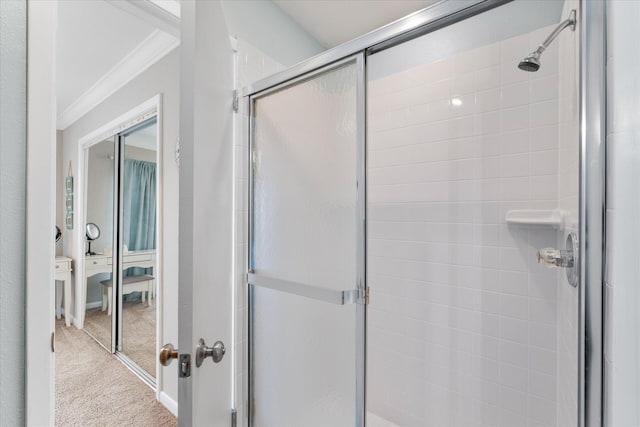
[65,195,73,212]
[65,176,73,193]
[65,212,73,230]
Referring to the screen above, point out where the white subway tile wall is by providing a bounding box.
[605,1,640,426]
[367,23,572,427]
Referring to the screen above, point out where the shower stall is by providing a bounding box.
[240,0,604,425]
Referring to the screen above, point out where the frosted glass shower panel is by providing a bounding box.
[252,286,356,426]
[252,62,357,291]
[250,60,359,425]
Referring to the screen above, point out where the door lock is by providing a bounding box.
[195,338,225,367]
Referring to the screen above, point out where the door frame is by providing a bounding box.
[240,1,607,426]
[25,1,56,425]
[578,1,606,425]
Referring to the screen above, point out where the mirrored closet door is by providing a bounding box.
[84,136,117,351]
[119,118,158,379]
[83,116,158,383]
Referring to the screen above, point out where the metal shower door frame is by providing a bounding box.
[242,0,607,425]
[247,53,367,426]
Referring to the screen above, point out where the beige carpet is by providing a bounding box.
[55,319,176,427]
[84,299,156,376]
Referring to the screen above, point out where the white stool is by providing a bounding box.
[100,274,155,316]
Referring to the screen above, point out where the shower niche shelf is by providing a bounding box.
[505,209,563,229]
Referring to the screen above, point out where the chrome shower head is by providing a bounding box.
[518,53,541,72]
[517,9,576,72]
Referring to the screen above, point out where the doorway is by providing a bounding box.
[54,103,173,425]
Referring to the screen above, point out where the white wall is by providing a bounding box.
[605,1,640,426]
[366,13,573,427]
[221,0,324,66]
[61,48,180,405]
[0,0,27,424]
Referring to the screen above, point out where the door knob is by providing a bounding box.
[536,232,578,287]
[159,343,179,366]
[195,338,225,367]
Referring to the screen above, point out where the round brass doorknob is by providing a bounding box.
[159,343,179,366]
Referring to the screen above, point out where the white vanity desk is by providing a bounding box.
[84,250,156,312]
[55,256,73,327]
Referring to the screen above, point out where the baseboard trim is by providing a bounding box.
[85,301,103,310]
[61,301,102,328]
[159,391,178,417]
[60,300,102,315]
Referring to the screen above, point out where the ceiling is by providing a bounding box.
[56,1,156,115]
[273,0,438,48]
[56,0,179,130]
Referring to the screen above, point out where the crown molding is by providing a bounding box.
[57,29,178,130]
[106,0,180,38]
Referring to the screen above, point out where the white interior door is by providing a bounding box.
[25,1,56,425]
[175,1,234,426]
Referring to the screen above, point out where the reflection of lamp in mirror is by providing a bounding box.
[55,225,62,243]
[85,223,100,255]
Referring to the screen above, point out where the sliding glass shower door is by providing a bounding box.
[244,1,585,425]
[248,56,365,426]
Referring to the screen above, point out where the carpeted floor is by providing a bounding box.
[55,319,176,427]
[84,299,156,376]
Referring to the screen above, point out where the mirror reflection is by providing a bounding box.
[120,119,158,377]
[82,118,158,379]
[85,223,100,255]
[83,138,115,350]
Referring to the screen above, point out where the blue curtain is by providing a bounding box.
[123,159,156,277]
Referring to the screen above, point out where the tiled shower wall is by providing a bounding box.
[367,24,566,427]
